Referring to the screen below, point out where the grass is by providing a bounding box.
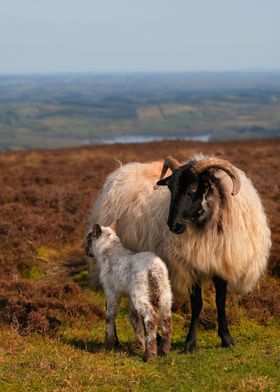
[0,298,279,392]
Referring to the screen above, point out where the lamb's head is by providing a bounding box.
[156,156,241,234]
[85,223,117,257]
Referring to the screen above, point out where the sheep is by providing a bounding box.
[90,154,271,352]
[85,223,172,361]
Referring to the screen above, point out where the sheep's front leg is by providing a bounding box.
[129,303,145,351]
[213,275,234,348]
[105,295,120,349]
[183,283,203,353]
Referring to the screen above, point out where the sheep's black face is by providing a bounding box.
[157,165,211,234]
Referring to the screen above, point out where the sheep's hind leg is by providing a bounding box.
[105,295,120,349]
[213,275,234,348]
[183,283,203,353]
[129,302,145,352]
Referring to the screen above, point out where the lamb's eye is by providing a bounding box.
[87,233,93,240]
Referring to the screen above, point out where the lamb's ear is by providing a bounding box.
[156,175,171,186]
[109,221,117,231]
[92,224,102,238]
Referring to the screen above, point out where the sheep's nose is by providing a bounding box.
[168,221,186,234]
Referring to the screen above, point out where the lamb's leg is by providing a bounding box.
[159,305,172,356]
[129,303,145,351]
[183,283,203,353]
[105,295,120,349]
[213,275,234,348]
[135,301,158,362]
[143,308,158,362]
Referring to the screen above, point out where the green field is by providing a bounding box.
[0,294,279,392]
[1,72,280,150]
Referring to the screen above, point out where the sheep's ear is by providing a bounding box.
[109,221,117,231]
[156,175,171,186]
[203,179,212,190]
[92,224,102,238]
[199,172,213,191]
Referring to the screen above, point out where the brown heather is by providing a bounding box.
[0,138,279,333]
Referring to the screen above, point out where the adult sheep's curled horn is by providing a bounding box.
[159,156,180,179]
[192,157,241,196]
[154,156,180,190]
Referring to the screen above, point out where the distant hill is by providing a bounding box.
[0,72,280,151]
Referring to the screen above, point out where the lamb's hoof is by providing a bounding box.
[105,339,120,350]
[156,333,162,346]
[136,338,146,352]
[221,334,234,348]
[159,346,170,356]
[105,343,114,350]
[156,333,164,355]
[182,339,197,354]
[157,338,171,356]
[143,350,157,362]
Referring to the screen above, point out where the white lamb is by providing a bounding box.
[86,223,172,362]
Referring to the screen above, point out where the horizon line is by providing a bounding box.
[1,69,280,78]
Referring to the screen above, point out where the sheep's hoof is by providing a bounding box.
[221,334,234,348]
[182,339,197,354]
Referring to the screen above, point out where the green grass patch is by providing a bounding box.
[17,261,45,281]
[73,270,90,287]
[0,303,279,391]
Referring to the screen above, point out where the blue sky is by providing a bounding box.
[0,0,279,74]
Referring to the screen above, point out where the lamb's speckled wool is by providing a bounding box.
[90,155,271,300]
[86,224,172,362]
